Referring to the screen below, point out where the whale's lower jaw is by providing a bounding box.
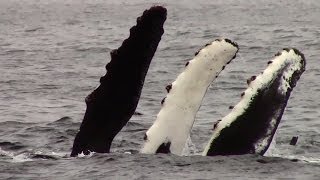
[203,48,306,156]
[70,6,167,157]
[141,39,239,155]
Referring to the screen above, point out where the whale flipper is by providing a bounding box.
[141,39,239,155]
[203,49,306,156]
[71,6,167,157]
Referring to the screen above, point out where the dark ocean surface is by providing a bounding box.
[0,0,319,179]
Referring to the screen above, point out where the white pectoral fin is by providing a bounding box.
[141,39,239,155]
[203,48,305,156]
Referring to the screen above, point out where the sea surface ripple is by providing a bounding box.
[0,0,319,179]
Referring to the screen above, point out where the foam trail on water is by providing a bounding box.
[203,48,306,156]
[141,39,239,155]
[71,6,167,157]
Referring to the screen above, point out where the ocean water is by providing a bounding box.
[0,0,319,179]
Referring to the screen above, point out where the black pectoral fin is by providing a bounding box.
[70,6,167,157]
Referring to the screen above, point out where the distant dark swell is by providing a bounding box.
[71,6,167,157]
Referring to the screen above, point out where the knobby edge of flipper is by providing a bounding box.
[204,48,306,156]
[71,6,167,157]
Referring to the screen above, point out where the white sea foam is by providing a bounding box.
[77,151,95,158]
[0,148,33,163]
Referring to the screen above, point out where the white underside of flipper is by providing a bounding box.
[141,39,238,155]
[203,49,305,156]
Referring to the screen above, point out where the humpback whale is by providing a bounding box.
[70,5,306,157]
[71,6,167,157]
[141,39,239,155]
[203,49,306,156]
